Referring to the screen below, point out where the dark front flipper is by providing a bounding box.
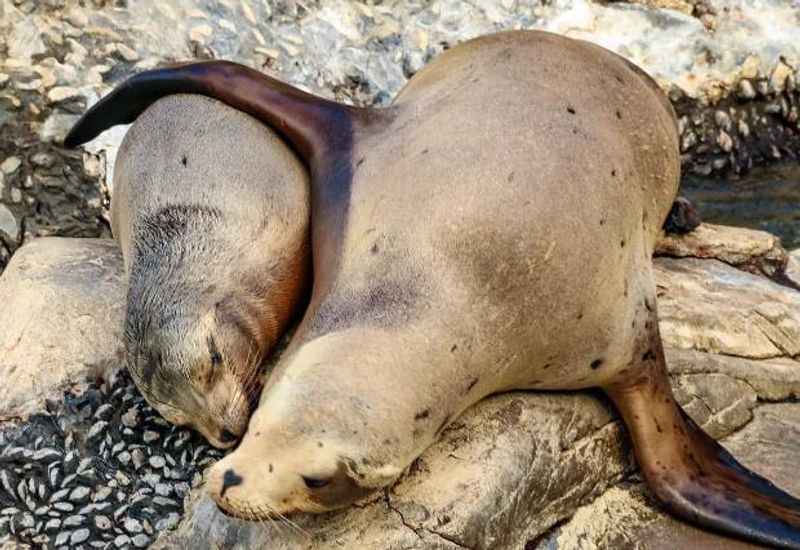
[662,196,701,235]
[605,337,800,549]
[63,60,362,163]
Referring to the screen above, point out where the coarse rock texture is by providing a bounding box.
[655,222,790,280]
[537,403,800,550]
[2,224,798,550]
[1,0,800,274]
[0,237,125,419]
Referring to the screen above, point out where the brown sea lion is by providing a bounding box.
[107,95,309,448]
[65,31,800,548]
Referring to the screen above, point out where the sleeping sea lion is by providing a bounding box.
[65,31,800,548]
[108,95,309,448]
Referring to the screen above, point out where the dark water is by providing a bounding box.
[681,163,800,250]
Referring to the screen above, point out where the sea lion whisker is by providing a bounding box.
[272,507,309,539]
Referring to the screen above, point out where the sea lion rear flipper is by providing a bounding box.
[605,337,800,549]
[63,61,365,165]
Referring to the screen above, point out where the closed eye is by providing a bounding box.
[208,336,223,368]
[301,476,331,489]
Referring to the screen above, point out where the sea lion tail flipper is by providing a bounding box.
[63,61,362,164]
[604,341,800,549]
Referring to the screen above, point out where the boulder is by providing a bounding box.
[0,237,125,418]
[539,403,800,549]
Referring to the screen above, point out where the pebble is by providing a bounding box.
[132,533,151,547]
[16,79,42,91]
[149,455,166,469]
[124,517,143,533]
[115,43,140,62]
[71,528,91,544]
[717,130,733,153]
[50,488,69,502]
[114,534,131,547]
[93,486,113,503]
[0,205,18,240]
[62,514,85,527]
[46,86,81,105]
[0,94,21,109]
[1,157,21,175]
[121,407,140,428]
[30,152,55,168]
[68,486,91,503]
[155,512,181,531]
[143,430,160,443]
[52,502,74,513]
[0,73,8,87]
[132,448,147,470]
[95,515,112,530]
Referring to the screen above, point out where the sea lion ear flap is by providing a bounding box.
[63,60,370,167]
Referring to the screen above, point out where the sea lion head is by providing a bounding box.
[110,94,311,449]
[206,329,436,516]
[123,202,306,450]
[126,292,263,449]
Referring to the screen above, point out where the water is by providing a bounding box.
[681,163,800,250]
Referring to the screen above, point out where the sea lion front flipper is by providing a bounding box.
[605,335,800,549]
[63,61,368,165]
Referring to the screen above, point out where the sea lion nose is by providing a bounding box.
[220,468,243,498]
[219,428,238,444]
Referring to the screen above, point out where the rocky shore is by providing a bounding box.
[1,224,799,549]
[2,1,800,548]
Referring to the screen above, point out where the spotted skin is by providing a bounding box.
[66,31,800,549]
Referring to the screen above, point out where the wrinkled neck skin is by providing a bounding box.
[263,325,471,483]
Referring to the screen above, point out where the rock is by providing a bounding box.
[737,80,756,99]
[655,257,800,358]
[0,205,18,241]
[787,249,800,287]
[1,157,21,175]
[655,223,788,279]
[70,528,91,544]
[114,43,140,63]
[38,112,81,143]
[154,393,631,549]
[0,238,125,417]
[540,403,800,549]
[46,86,82,105]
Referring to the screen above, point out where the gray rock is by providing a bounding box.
[0,157,21,175]
[0,205,17,241]
[655,257,800,358]
[540,403,800,549]
[155,393,631,550]
[0,238,125,417]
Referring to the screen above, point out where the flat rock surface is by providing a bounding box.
[0,237,125,418]
[655,222,788,278]
[655,256,800,359]
[540,402,800,549]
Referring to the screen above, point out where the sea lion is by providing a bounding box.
[110,95,310,448]
[65,31,800,547]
